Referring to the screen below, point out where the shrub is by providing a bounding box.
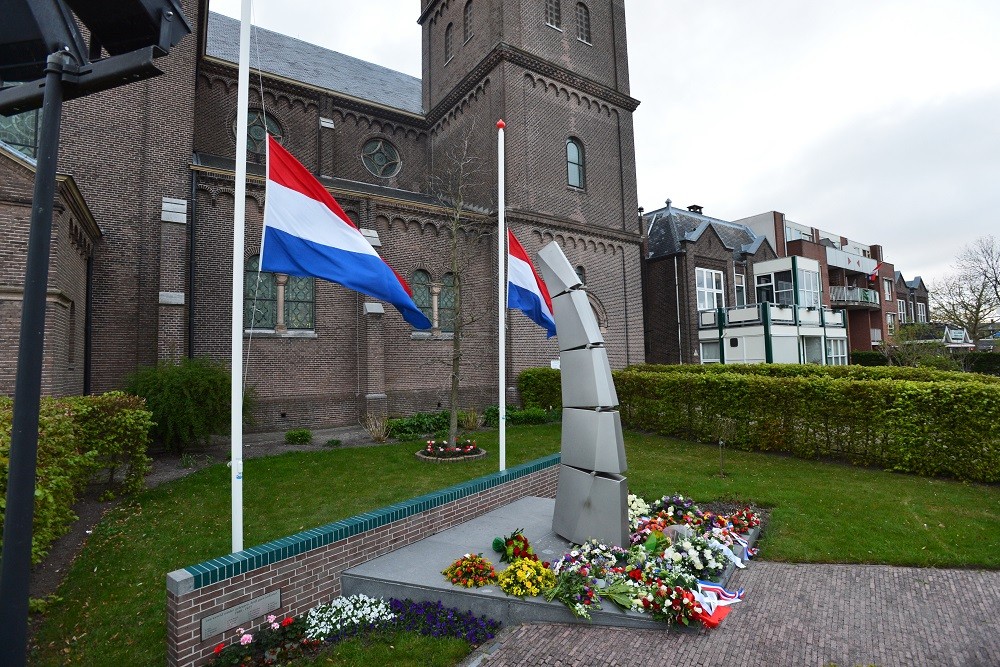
[284,429,312,445]
[458,408,485,430]
[324,438,342,448]
[517,367,562,410]
[483,405,499,427]
[65,391,154,498]
[615,367,1000,483]
[126,358,255,452]
[386,411,450,440]
[1,392,153,564]
[967,351,1000,376]
[363,413,390,443]
[852,351,888,366]
[507,407,551,425]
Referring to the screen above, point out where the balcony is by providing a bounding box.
[699,304,847,329]
[830,285,880,310]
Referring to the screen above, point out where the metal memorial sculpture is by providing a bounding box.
[536,242,630,547]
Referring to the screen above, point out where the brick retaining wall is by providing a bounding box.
[165,454,560,666]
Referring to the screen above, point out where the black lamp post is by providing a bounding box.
[0,3,190,664]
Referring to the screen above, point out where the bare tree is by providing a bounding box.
[429,127,494,446]
[932,236,1000,340]
[930,271,998,340]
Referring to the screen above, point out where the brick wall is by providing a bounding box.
[165,454,560,667]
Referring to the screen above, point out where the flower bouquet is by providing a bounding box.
[421,438,483,459]
[442,553,497,588]
[496,558,556,598]
[492,528,544,564]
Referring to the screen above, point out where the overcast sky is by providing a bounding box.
[209,0,1000,285]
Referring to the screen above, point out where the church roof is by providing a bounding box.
[206,12,423,115]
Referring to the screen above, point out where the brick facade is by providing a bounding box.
[0,0,644,429]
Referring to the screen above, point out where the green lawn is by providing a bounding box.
[29,425,1000,666]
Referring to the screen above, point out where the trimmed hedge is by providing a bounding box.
[615,369,1000,483]
[517,367,562,410]
[851,351,889,366]
[967,351,1000,376]
[632,362,1000,384]
[0,392,154,565]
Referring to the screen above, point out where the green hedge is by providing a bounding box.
[632,362,1000,384]
[851,351,889,366]
[517,367,562,410]
[967,352,1000,376]
[0,392,154,565]
[615,369,1000,483]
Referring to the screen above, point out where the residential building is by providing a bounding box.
[0,0,644,429]
[642,203,849,365]
[737,211,900,352]
[894,272,930,326]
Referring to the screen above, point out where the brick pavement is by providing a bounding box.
[467,562,1000,667]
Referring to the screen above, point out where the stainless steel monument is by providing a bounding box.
[536,242,630,547]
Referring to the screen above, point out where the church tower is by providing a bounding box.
[418,0,644,368]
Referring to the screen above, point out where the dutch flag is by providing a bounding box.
[260,135,432,329]
[507,229,556,337]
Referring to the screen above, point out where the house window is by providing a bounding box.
[917,302,927,323]
[887,312,897,336]
[696,267,725,311]
[234,110,283,156]
[445,22,454,62]
[0,108,39,158]
[244,255,314,331]
[883,278,893,300]
[734,272,746,307]
[756,274,774,304]
[774,270,794,306]
[797,269,821,308]
[575,3,591,43]
[463,1,474,42]
[825,338,848,366]
[897,298,907,324]
[545,0,561,28]
[361,138,402,178]
[575,265,586,285]
[802,336,824,364]
[412,270,433,323]
[566,137,585,188]
[700,341,721,364]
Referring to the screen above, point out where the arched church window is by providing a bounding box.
[464,1,474,42]
[576,3,591,43]
[235,110,282,156]
[545,0,561,29]
[440,273,457,333]
[576,265,586,286]
[445,22,454,62]
[244,255,314,331]
[566,137,585,189]
[412,270,433,323]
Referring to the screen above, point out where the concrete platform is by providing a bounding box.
[342,497,754,630]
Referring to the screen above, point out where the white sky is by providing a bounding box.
[209,0,1000,284]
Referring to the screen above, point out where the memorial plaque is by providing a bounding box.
[200,589,281,640]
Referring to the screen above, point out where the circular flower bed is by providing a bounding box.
[415,439,487,462]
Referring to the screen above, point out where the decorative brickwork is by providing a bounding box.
[165,454,559,667]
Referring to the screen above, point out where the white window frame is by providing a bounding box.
[700,341,721,364]
[825,338,848,366]
[918,302,927,323]
[797,269,822,308]
[887,312,897,335]
[897,298,907,324]
[734,272,746,307]
[696,267,725,311]
[883,278,893,300]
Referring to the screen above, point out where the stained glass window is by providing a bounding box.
[566,138,585,188]
[440,273,456,333]
[284,275,314,329]
[0,108,40,158]
[412,270,432,323]
[361,138,402,178]
[546,0,561,28]
[445,23,454,61]
[233,110,282,156]
[244,255,277,329]
[464,1,474,42]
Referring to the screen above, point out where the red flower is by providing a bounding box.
[629,568,643,581]
[281,617,294,627]
[214,643,225,654]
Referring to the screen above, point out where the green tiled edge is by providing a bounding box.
[178,453,560,592]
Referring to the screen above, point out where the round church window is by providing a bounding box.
[361,138,402,178]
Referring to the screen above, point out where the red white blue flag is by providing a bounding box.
[507,229,556,337]
[261,135,431,329]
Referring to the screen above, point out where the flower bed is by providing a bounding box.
[415,439,488,462]
[210,595,500,666]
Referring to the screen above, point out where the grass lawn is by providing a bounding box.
[30,425,999,666]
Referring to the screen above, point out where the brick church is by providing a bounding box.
[0,0,644,430]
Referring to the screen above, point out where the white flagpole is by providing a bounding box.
[497,119,506,471]
[230,0,252,553]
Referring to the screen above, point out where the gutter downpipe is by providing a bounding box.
[188,167,197,358]
[674,255,682,364]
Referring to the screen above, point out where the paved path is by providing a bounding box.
[467,562,1000,667]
